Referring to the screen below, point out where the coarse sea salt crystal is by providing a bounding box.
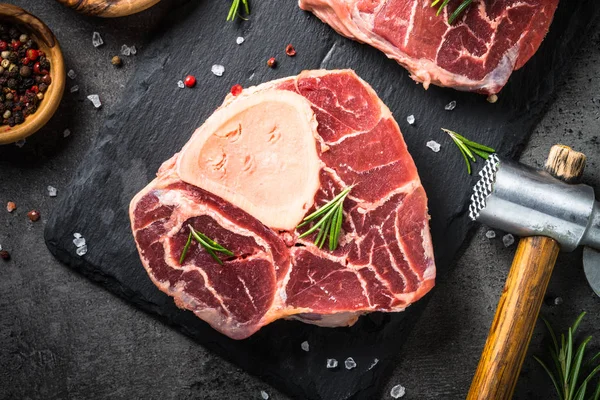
[485,230,496,239]
[367,358,379,370]
[73,237,86,248]
[211,64,225,77]
[326,359,338,369]
[47,186,57,197]
[76,245,88,256]
[426,140,441,153]
[260,390,269,400]
[92,32,104,48]
[130,45,137,55]
[301,341,309,352]
[177,80,185,89]
[87,94,102,108]
[70,85,79,93]
[121,44,131,56]
[503,234,515,247]
[345,357,357,370]
[15,139,26,148]
[445,100,457,111]
[67,69,76,79]
[236,36,245,45]
[63,129,71,138]
[406,115,415,125]
[390,384,406,398]
[74,233,82,239]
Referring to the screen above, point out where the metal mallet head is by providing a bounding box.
[469,154,600,253]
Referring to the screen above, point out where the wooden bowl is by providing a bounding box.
[0,4,65,145]
[55,0,161,17]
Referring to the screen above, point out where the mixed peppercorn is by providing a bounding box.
[0,24,51,127]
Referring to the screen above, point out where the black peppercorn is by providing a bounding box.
[7,116,14,126]
[38,83,48,92]
[19,65,31,77]
[8,52,17,64]
[0,250,10,261]
[7,70,17,79]
[7,78,16,89]
[39,58,50,72]
[8,28,18,39]
[13,110,23,124]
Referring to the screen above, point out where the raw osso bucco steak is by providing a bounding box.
[299,0,560,94]
[130,70,436,340]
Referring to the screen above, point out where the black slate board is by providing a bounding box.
[45,1,600,399]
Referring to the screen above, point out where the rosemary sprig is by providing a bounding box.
[431,0,473,24]
[227,0,250,22]
[297,186,353,251]
[179,225,234,265]
[534,312,600,400]
[442,128,495,175]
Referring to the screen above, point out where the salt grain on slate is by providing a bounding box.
[87,95,102,108]
[211,64,225,77]
[445,100,457,111]
[426,140,441,153]
[121,44,131,56]
[92,32,104,48]
[70,85,79,93]
[76,245,88,256]
[345,357,357,370]
[236,36,245,45]
[503,233,515,247]
[67,69,76,79]
[367,358,379,370]
[47,186,57,197]
[326,359,338,369]
[74,233,82,239]
[130,46,137,55]
[63,129,71,138]
[260,390,269,400]
[485,230,496,239]
[301,341,309,352]
[390,384,406,398]
[406,115,415,125]
[15,139,26,148]
[554,296,564,306]
[73,237,86,248]
[177,80,185,89]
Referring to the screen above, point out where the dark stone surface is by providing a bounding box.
[1,1,599,399]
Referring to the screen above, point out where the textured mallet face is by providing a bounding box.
[469,154,500,221]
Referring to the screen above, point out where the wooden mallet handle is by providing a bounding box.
[467,145,587,400]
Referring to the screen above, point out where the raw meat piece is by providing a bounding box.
[298,0,559,94]
[129,70,436,339]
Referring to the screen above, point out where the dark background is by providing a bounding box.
[1,1,599,399]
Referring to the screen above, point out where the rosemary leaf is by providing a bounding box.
[183,225,234,265]
[297,186,352,251]
[536,312,600,399]
[448,0,473,24]
[436,0,452,16]
[569,337,593,399]
[442,128,495,175]
[179,231,193,264]
[534,356,562,399]
[227,0,250,22]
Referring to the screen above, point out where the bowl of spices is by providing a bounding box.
[0,4,65,145]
